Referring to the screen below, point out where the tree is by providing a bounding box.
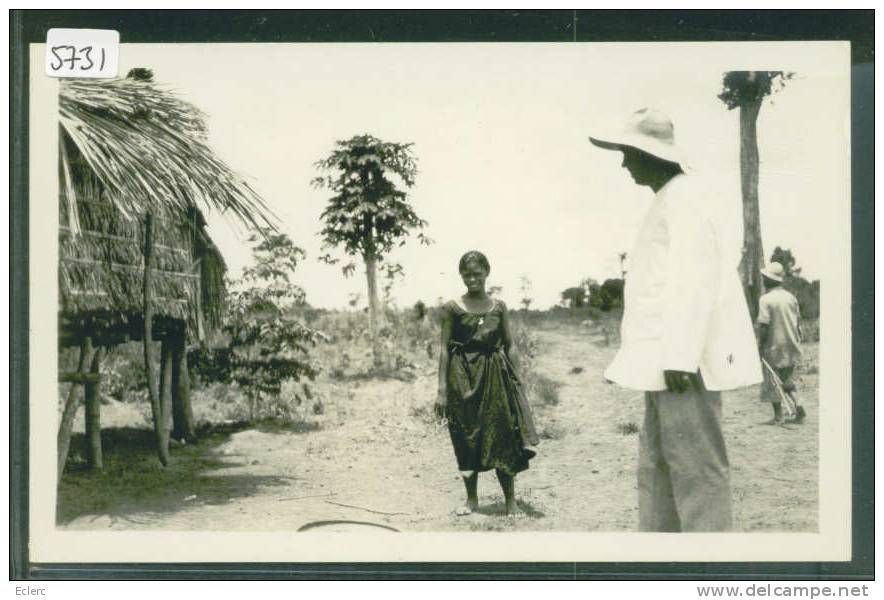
[561,286,586,308]
[313,134,431,369]
[413,300,428,321]
[598,278,624,311]
[191,233,325,422]
[719,71,794,320]
[770,246,797,276]
[519,275,534,310]
[617,252,628,280]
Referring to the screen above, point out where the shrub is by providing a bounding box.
[538,420,566,441]
[617,422,640,435]
[310,306,437,379]
[510,323,561,407]
[100,346,147,400]
[785,277,820,320]
[588,278,624,312]
[191,234,325,423]
[801,318,820,343]
[526,373,561,406]
[184,380,325,427]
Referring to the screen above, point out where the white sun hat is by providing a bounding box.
[589,108,688,168]
[761,262,786,283]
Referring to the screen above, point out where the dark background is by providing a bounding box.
[10,9,874,580]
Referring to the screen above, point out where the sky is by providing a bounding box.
[117,43,849,310]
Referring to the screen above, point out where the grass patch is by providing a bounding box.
[252,419,323,434]
[526,373,561,407]
[538,420,566,441]
[57,424,292,526]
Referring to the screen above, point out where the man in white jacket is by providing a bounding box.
[590,108,762,532]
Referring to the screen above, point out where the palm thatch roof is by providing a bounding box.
[59,73,274,228]
[58,70,275,346]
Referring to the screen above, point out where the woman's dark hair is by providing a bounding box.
[459,250,491,274]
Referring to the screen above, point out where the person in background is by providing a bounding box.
[757,261,806,425]
[435,251,538,516]
[589,108,762,532]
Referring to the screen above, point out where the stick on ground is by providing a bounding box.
[276,492,337,502]
[324,499,410,516]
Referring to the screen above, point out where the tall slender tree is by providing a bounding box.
[519,275,534,310]
[313,134,431,369]
[719,71,793,320]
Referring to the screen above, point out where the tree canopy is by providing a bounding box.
[561,286,587,308]
[770,246,797,276]
[718,71,795,110]
[313,134,431,274]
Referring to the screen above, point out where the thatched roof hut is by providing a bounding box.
[56,70,276,472]
[57,71,274,346]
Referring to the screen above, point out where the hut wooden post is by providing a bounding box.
[57,336,91,480]
[159,337,174,443]
[143,212,171,466]
[171,329,195,442]
[84,345,105,470]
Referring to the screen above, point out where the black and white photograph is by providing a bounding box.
[22,33,855,565]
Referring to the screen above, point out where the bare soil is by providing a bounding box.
[59,324,818,532]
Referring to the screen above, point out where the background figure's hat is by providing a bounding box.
[589,108,687,167]
[761,262,786,282]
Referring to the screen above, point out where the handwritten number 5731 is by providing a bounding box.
[49,45,107,72]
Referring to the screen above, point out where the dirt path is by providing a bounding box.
[63,325,818,532]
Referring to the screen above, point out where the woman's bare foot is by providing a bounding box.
[456,471,479,516]
[456,498,479,516]
[504,499,520,517]
[495,469,518,516]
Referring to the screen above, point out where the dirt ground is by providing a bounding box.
[59,323,818,533]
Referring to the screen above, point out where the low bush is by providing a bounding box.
[617,422,640,435]
[801,318,820,343]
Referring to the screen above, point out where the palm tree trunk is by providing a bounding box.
[364,255,383,369]
[739,95,764,321]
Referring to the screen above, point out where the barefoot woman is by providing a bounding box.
[436,251,538,516]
